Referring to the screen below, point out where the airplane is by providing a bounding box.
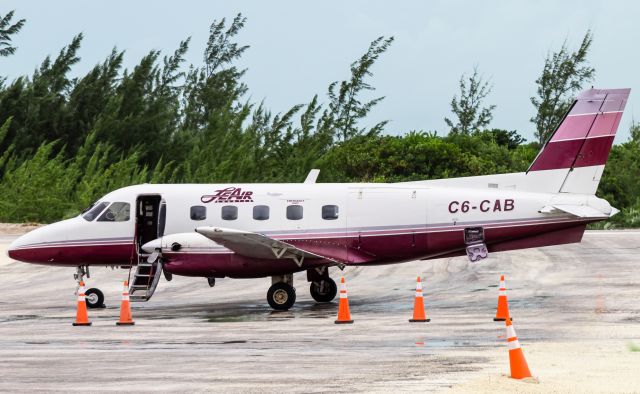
[7,88,630,311]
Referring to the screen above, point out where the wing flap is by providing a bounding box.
[195,226,333,266]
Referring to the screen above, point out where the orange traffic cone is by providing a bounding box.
[494,275,511,321]
[72,281,92,326]
[505,307,532,379]
[116,281,135,326]
[334,277,354,324]
[409,276,430,322]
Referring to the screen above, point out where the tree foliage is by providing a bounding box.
[0,10,25,58]
[328,36,394,141]
[445,67,496,134]
[0,15,638,227]
[530,31,595,143]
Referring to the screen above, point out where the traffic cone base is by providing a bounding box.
[509,348,532,379]
[493,317,513,322]
[334,277,354,324]
[116,321,135,326]
[409,318,430,322]
[72,322,92,326]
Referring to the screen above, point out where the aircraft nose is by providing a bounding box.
[5,222,70,263]
[7,234,29,261]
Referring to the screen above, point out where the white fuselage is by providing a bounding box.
[7,177,613,277]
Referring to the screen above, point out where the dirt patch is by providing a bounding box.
[0,223,42,235]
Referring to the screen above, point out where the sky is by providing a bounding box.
[1,0,639,143]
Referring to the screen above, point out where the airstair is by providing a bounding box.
[129,252,163,302]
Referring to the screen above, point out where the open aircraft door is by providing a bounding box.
[346,187,428,264]
[134,194,166,253]
[130,194,166,302]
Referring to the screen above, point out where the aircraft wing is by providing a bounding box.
[539,204,616,218]
[195,226,335,267]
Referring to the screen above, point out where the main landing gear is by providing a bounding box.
[266,269,338,311]
[307,267,337,303]
[309,278,337,303]
[267,274,296,311]
[74,266,105,309]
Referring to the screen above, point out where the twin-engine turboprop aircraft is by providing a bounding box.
[8,88,630,310]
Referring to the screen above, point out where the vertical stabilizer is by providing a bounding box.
[528,88,630,194]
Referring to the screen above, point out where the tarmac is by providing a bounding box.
[0,231,639,393]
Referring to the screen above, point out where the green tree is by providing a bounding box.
[0,34,83,155]
[0,10,25,58]
[445,67,495,134]
[531,31,595,143]
[327,36,394,141]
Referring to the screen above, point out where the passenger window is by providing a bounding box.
[190,205,207,221]
[253,205,270,220]
[286,205,303,220]
[82,201,109,221]
[97,202,130,222]
[322,205,339,220]
[221,205,238,220]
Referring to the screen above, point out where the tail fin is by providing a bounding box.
[528,88,630,194]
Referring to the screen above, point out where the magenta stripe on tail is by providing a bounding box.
[529,88,630,172]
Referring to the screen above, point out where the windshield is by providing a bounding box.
[97,202,131,222]
[82,202,109,221]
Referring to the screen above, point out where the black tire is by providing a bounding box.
[310,278,337,303]
[267,282,296,311]
[85,288,105,309]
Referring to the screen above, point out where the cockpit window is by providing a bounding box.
[82,202,109,221]
[97,202,131,222]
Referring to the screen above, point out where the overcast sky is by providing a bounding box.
[2,0,638,143]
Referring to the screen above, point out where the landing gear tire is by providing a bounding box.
[310,278,337,303]
[267,282,296,311]
[85,288,105,309]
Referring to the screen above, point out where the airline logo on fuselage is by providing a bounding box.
[201,187,254,203]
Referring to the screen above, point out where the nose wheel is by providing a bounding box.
[74,265,106,309]
[85,288,105,309]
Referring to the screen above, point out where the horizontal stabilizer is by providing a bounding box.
[195,227,335,267]
[539,204,612,218]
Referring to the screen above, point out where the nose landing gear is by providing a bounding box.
[84,288,105,309]
[74,266,106,309]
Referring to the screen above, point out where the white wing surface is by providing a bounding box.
[195,226,334,267]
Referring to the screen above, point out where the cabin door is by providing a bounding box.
[135,195,165,253]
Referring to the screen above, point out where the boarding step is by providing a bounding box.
[129,253,163,302]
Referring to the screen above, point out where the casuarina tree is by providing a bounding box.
[0,10,25,58]
[530,31,595,144]
[445,67,496,135]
